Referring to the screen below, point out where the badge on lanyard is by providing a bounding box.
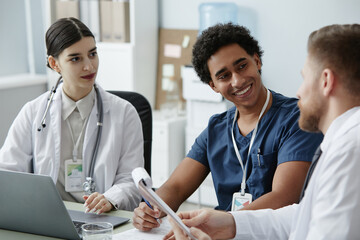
[65,159,84,192]
[231,192,253,211]
[65,114,88,192]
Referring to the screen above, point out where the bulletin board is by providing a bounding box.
[155,28,199,110]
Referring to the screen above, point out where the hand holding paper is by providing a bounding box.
[131,167,197,240]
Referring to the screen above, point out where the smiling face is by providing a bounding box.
[207,43,265,112]
[48,37,98,101]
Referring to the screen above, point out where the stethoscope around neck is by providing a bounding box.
[37,77,103,195]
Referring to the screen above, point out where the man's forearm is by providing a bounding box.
[241,190,298,211]
[155,184,186,216]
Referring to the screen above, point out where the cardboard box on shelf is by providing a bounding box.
[100,0,130,42]
[113,0,130,42]
[99,0,113,42]
[55,0,80,19]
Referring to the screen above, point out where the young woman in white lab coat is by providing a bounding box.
[0,17,143,213]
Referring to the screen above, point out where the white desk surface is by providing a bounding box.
[0,201,135,239]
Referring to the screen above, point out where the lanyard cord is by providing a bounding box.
[66,115,89,162]
[231,88,270,195]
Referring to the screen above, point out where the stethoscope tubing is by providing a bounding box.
[89,84,103,179]
[36,79,103,188]
[38,77,62,131]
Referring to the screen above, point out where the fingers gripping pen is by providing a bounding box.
[132,168,161,224]
[132,167,197,240]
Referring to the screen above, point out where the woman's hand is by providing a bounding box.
[83,192,114,214]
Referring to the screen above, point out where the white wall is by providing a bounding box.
[28,0,47,75]
[0,0,46,77]
[0,0,47,146]
[0,1,28,76]
[0,82,47,146]
[159,0,360,97]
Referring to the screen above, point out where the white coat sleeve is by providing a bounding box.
[0,102,34,172]
[230,204,297,240]
[103,103,143,211]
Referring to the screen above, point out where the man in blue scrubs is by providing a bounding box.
[133,23,323,231]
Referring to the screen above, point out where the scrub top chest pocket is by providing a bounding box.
[247,150,278,200]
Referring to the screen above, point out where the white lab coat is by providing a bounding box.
[0,84,143,210]
[230,107,360,239]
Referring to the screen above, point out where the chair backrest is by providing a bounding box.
[108,91,152,176]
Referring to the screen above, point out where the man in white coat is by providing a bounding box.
[167,23,360,240]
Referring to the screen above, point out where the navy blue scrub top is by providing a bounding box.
[187,90,323,210]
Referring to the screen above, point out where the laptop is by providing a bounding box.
[0,170,129,240]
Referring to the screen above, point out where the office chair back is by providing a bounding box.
[108,91,152,176]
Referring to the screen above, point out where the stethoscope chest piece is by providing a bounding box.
[83,177,96,195]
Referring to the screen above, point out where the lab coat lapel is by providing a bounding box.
[82,86,110,175]
[84,103,98,168]
[48,90,62,179]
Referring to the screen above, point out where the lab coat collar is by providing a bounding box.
[320,106,360,153]
[94,84,111,114]
[82,84,111,161]
[61,87,95,121]
[52,83,111,153]
[53,82,110,116]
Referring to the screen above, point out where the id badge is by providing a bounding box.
[65,159,84,192]
[231,192,253,211]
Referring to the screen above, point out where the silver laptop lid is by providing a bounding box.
[0,170,81,240]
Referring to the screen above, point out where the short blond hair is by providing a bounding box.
[308,24,360,96]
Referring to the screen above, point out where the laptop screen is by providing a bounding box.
[0,170,128,239]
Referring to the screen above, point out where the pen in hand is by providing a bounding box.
[144,198,161,224]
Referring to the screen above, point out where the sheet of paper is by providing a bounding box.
[162,64,175,77]
[182,35,190,48]
[164,44,182,58]
[113,217,171,240]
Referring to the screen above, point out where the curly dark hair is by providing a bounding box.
[192,23,263,84]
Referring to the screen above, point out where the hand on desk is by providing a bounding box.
[132,202,162,231]
[83,192,113,215]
